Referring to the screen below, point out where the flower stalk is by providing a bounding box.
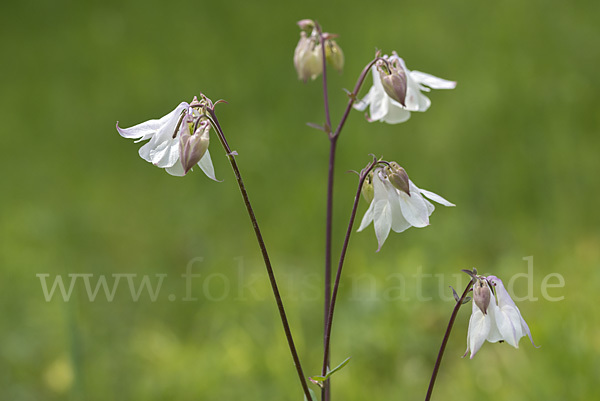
[424,277,474,401]
[320,159,378,388]
[314,22,379,400]
[206,105,312,401]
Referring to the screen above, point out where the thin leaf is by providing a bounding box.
[326,356,351,378]
[303,388,318,401]
[450,285,459,302]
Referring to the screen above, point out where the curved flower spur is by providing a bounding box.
[116,96,218,179]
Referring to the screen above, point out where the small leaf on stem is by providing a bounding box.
[303,388,318,401]
[309,356,352,386]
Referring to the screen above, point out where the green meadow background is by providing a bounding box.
[1,0,599,400]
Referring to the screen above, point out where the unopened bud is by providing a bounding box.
[473,278,491,315]
[386,162,410,196]
[325,39,344,73]
[180,120,210,175]
[294,32,322,82]
[361,172,375,203]
[377,59,407,106]
[297,19,315,31]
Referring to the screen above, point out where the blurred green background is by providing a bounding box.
[1,0,599,400]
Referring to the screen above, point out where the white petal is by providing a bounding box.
[489,276,537,347]
[368,89,389,122]
[423,198,435,216]
[466,303,491,359]
[165,159,186,176]
[373,200,392,251]
[380,179,410,232]
[146,134,180,168]
[397,181,429,227]
[354,85,375,111]
[419,188,456,207]
[381,103,411,124]
[117,102,188,142]
[485,292,507,343]
[357,200,375,232]
[389,195,411,233]
[403,76,430,112]
[197,150,218,181]
[410,70,457,90]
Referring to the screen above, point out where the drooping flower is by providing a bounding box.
[294,30,322,82]
[293,19,343,82]
[464,274,538,359]
[354,52,456,124]
[116,98,217,179]
[357,163,454,251]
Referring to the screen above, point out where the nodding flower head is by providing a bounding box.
[116,96,218,179]
[294,20,344,82]
[464,272,539,359]
[358,162,455,251]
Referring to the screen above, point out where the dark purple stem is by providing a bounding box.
[315,21,334,401]
[208,108,312,401]
[331,58,378,140]
[318,48,379,401]
[320,162,377,384]
[424,279,474,401]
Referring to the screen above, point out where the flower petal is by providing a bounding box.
[466,303,491,359]
[419,188,456,207]
[354,85,375,112]
[367,89,389,122]
[489,276,538,347]
[357,200,375,232]
[380,179,411,233]
[410,70,457,90]
[197,150,218,181]
[396,181,429,227]
[165,159,186,176]
[373,200,392,252]
[142,133,180,168]
[117,102,188,142]
[381,103,411,124]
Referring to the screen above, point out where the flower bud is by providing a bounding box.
[361,171,375,203]
[377,59,407,106]
[386,162,410,196]
[297,19,315,31]
[180,119,210,175]
[294,32,322,82]
[325,39,344,73]
[473,278,491,315]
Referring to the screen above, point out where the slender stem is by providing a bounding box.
[424,279,474,401]
[315,22,334,401]
[321,162,376,379]
[319,53,379,401]
[331,58,378,140]
[208,109,312,401]
[316,23,332,136]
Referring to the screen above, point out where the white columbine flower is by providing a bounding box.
[357,164,455,251]
[354,52,456,124]
[116,100,217,179]
[464,275,537,359]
